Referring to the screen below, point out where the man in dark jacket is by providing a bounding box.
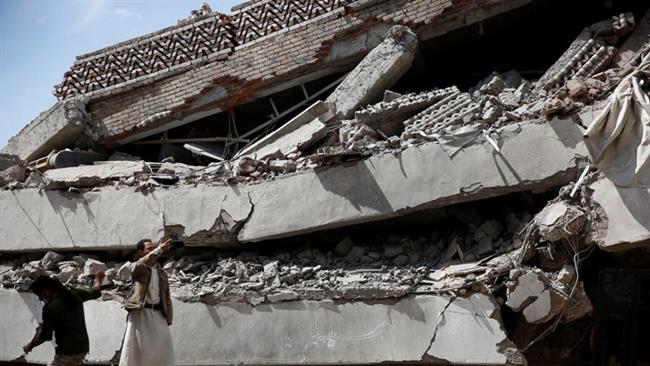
[23,271,104,366]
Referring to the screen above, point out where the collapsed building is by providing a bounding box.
[1,0,650,364]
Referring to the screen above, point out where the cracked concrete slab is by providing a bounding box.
[427,294,522,364]
[0,291,516,365]
[171,294,514,365]
[0,290,126,365]
[1,118,587,251]
[240,118,588,242]
[0,185,251,251]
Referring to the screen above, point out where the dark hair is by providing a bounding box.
[30,276,80,306]
[136,239,153,251]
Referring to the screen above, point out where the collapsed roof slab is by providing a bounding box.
[1,118,586,252]
[590,177,650,251]
[0,290,524,365]
[0,98,87,162]
[240,117,587,242]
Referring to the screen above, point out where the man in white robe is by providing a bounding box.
[119,239,174,366]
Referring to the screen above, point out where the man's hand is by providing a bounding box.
[159,239,173,253]
[93,271,105,290]
[22,343,32,354]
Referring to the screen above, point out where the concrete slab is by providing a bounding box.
[43,161,146,189]
[171,294,519,365]
[240,118,587,242]
[326,25,418,119]
[0,291,519,365]
[0,184,252,251]
[0,98,88,162]
[590,177,650,251]
[0,290,126,365]
[1,119,587,251]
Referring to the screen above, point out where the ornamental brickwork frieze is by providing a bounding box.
[54,0,349,100]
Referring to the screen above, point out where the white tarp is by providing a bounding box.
[584,59,650,188]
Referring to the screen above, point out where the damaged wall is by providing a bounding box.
[50,0,530,144]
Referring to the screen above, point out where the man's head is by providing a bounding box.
[30,276,60,302]
[136,239,155,258]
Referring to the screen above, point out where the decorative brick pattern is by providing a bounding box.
[77,0,522,143]
[54,0,348,99]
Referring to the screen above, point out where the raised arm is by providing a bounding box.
[128,240,172,276]
[74,271,105,302]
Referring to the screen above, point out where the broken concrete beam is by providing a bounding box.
[590,176,650,251]
[242,118,586,242]
[326,25,418,119]
[238,101,334,159]
[0,290,126,365]
[0,97,88,162]
[612,10,650,67]
[42,160,146,189]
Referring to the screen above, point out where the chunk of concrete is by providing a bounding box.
[83,258,107,276]
[326,25,418,119]
[40,251,65,270]
[0,97,88,162]
[506,270,566,324]
[534,201,587,242]
[0,165,26,186]
[238,101,334,159]
[0,154,24,171]
[590,177,650,251]
[43,161,146,189]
